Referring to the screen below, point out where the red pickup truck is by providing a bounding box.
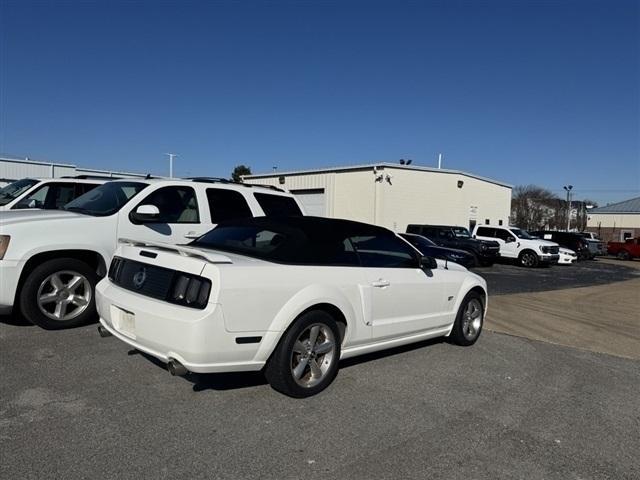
[608,238,640,260]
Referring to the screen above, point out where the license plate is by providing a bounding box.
[111,305,136,339]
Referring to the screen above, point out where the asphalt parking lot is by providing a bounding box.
[476,257,640,295]
[1,259,639,480]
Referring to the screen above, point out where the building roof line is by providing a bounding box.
[245,162,512,188]
[589,196,640,214]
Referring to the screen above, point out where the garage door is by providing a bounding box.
[292,189,326,217]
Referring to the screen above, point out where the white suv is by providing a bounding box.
[0,177,108,211]
[472,225,560,267]
[0,178,304,329]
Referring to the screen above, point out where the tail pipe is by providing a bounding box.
[167,359,188,376]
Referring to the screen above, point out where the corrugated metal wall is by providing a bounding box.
[0,157,147,186]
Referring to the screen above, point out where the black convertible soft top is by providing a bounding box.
[191,216,398,265]
[217,215,393,238]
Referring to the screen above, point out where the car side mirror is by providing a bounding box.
[420,256,438,270]
[131,204,160,223]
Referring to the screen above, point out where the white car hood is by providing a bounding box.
[0,209,86,227]
[527,238,558,247]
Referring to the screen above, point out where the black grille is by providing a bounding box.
[548,246,559,254]
[109,257,176,301]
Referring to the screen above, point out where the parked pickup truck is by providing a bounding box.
[406,224,500,266]
[580,232,605,257]
[607,238,640,260]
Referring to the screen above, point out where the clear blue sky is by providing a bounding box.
[1,0,638,204]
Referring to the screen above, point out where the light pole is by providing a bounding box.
[563,185,573,231]
[165,153,177,178]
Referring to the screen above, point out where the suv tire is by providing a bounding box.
[19,258,98,330]
[265,310,341,398]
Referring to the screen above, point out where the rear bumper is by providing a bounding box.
[96,279,280,373]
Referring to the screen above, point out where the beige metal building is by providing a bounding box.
[586,197,640,242]
[245,163,512,232]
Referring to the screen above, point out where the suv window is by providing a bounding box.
[207,188,253,223]
[136,186,199,223]
[350,235,418,268]
[65,182,147,216]
[476,227,495,237]
[0,178,39,206]
[254,193,302,216]
[493,228,514,242]
[14,182,78,209]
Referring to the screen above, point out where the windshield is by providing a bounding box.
[511,228,534,240]
[400,234,435,251]
[64,182,148,216]
[0,178,39,205]
[451,227,471,238]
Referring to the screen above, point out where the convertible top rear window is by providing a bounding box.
[192,224,360,266]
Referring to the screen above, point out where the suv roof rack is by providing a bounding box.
[188,177,285,192]
[62,174,122,180]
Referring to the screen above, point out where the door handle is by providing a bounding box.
[372,279,390,288]
[184,232,200,239]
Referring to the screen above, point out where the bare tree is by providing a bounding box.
[511,185,559,230]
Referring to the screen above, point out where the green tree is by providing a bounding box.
[231,165,252,183]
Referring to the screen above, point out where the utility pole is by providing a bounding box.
[165,153,177,178]
[563,185,573,231]
[438,153,443,169]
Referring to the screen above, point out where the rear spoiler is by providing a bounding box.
[117,238,233,264]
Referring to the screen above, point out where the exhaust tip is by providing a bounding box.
[97,326,112,338]
[167,359,188,376]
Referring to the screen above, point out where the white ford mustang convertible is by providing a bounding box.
[97,216,488,397]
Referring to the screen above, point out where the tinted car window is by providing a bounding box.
[0,178,39,206]
[14,183,77,209]
[350,235,418,268]
[137,186,199,223]
[65,182,148,216]
[254,193,302,216]
[476,227,495,237]
[493,228,514,241]
[207,188,253,223]
[193,224,359,266]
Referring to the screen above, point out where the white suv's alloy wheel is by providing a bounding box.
[37,271,92,322]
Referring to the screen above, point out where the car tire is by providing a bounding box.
[617,251,631,261]
[518,250,539,268]
[19,258,98,330]
[448,291,484,346]
[265,310,341,398]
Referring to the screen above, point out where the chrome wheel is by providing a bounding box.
[37,271,92,322]
[290,323,336,388]
[462,298,483,341]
